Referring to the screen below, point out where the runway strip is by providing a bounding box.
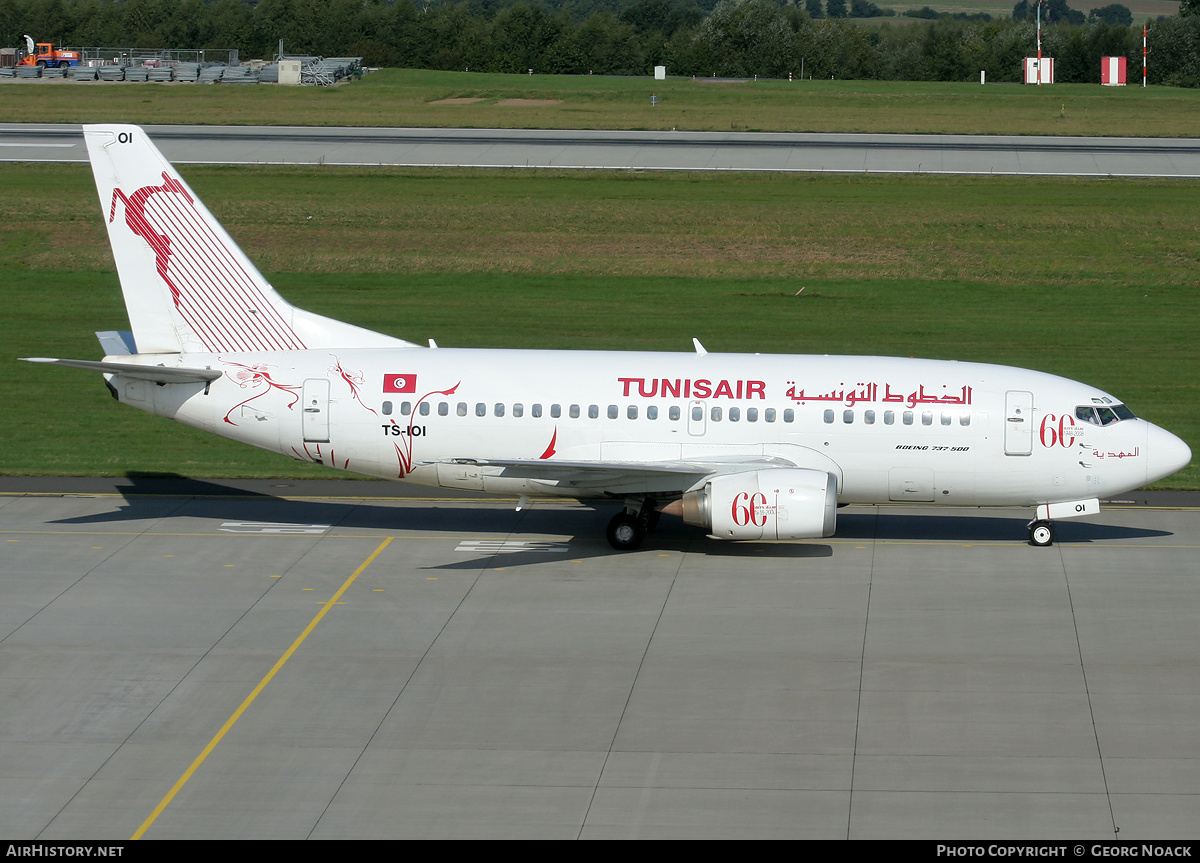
[3,123,1199,176]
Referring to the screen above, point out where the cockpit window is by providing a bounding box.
[1076,403,1136,426]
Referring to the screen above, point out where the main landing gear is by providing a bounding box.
[1028,519,1056,547]
[606,498,659,551]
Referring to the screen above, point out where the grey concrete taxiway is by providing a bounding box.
[3,123,1200,177]
[2,479,1198,839]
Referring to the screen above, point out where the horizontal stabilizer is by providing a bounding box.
[22,357,221,383]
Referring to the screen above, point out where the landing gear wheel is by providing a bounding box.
[1029,520,1055,547]
[607,512,646,551]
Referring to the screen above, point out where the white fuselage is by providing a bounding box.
[110,348,1187,508]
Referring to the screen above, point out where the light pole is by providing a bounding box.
[1036,0,1043,86]
[1143,24,1148,88]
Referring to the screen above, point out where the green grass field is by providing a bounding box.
[3,163,1196,486]
[4,69,1200,136]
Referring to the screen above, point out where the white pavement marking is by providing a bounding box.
[455,539,569,553]
[219,521,331,534]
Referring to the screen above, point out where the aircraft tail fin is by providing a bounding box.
[83,125,415,355]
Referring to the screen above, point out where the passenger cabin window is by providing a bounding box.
[494,403,505,417]
[747,408,758,422]
[669,406,681,421]
[382,401,393,416]
[647,406,659,420]
[570,405,580,419]
[864,410,875,424]
[551,404,561,418]
[607,405,618,419]
[843,410,854,424]
[884,411,895,425]
[419,402,430,416]
[627,405,638,420]
[729,407,740,422]
[401,402,412,416]
[476,403,486,417]
[921,411,933,426]
[457,402,467,417]
[691,406,703,421]
[711,406,722,422]
[940,412,951,426]
[784,409,794,423]
[513,403,523,418]
[903,411,913,425]
[823,410,834,424]
[438,402,448,416]
[532,404,542,418]
[765,408,776,423]
[588,405,599,419]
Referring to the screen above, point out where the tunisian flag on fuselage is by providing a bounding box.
[383,374,417,393]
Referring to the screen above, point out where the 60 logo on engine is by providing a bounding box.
[731,491,769,527]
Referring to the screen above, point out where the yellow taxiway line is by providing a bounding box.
[129,536,393,840]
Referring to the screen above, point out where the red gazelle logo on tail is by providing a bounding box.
[109,173,304,353]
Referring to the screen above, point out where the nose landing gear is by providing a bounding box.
[1028,519,1055,547]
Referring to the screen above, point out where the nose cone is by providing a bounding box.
[1145,423,1192,485]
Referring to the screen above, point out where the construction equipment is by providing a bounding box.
[18,35,80,68]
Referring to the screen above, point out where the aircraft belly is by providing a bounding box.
[437,462,484,490]
[119,375,216,434]
[838,468,889,504]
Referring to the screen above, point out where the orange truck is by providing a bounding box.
[18,35,81,68]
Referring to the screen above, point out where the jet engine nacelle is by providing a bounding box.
[680,468,837,540]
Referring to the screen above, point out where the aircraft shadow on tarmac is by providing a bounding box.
[835,512,1172,544]
[49,476,835,563]
[48,476,1172,566]
[425,531,837,570]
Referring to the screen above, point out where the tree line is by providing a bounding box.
[3,0,1199,86]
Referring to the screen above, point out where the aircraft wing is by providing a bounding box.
[425,454,804,496]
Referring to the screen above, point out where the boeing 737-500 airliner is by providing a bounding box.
[23,125,1192,549]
